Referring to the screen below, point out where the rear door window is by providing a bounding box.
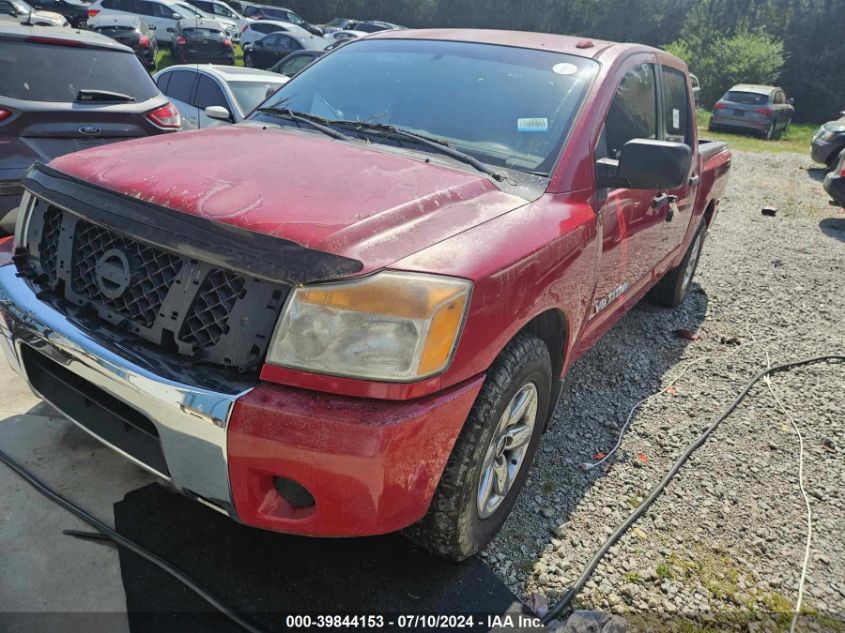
[0,40,158,102]
[156,71,171,93]
[660,66,690,144]
[162,69,196,103]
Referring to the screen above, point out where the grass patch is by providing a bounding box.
[697,109,817,155]
[656,562,674,580]
[623,571,642,583]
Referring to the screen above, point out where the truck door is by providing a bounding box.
[590,60,665,322]
[658,64,696,257]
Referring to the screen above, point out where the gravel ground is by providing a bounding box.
[481,150,845,632]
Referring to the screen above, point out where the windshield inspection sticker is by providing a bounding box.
[672,108,681,129]
[518,117,548,132]
[552,62,579,75]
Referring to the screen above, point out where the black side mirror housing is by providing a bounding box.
[596,139,692,190]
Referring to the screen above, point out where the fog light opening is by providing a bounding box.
[273,476,315,510]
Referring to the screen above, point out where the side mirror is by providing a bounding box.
[171,12,180,19]
[205,105,231,121]
[596,139,692,190]
[788,97,796,107]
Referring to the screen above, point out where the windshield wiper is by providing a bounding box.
[76,89,135,103]
[332,121,505,182]
[255,107,349,141]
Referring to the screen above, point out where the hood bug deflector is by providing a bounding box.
[22,162,365,285]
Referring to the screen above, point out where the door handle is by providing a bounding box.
[652,193,677,209]
[653,194,679,222]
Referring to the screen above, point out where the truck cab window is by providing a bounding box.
[661,66,690,144]
[603,63,657,159]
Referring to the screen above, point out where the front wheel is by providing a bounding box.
[244,53,253,67]
[650,221,706,308]
[406,332,552,561]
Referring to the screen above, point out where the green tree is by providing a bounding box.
[667,29,784,108]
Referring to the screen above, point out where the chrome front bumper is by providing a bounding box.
[0,263,255,515]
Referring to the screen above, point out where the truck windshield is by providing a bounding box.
[254,39,599,175]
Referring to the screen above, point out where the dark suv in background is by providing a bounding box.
[0,25,180,234]
[88,13,159,69]
[172,17,233,64]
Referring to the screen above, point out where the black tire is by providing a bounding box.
[72,17,87,28]
[244,53,253,67]
[406,332,552,561]
[764,121,775,140]
[649,221,706,308]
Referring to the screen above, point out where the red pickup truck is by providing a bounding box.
[0,29,730,560]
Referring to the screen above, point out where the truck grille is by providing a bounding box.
[180,270,246,348]
[21,198,288,373]
[73,221,184,328]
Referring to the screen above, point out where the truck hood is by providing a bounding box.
[48,124,527,272]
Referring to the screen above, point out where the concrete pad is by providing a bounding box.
[0,355,156,629]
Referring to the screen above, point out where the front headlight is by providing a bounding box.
[266,271,472,382]
[821,124,845,141]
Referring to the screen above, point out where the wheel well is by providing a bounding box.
[517,309,567,379]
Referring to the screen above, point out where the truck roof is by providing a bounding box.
[367,28,659,60]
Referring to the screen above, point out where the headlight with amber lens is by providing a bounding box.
[266,271,472,381]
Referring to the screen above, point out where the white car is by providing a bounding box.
[185,0,241,22]
[87,0,200,42]
[238,18,307,46]
[170,0,237,40]
[0,0,67,26]
[323,29,364,44]
[154,64,287,129]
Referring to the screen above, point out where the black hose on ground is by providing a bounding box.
[0,447,266,633]
[542,354,845,625]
